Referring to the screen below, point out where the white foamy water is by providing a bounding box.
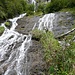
[37,13,55,31]
[31,0,36,4]
[0,13,32,75]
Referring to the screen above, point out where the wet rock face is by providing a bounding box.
[53,12,75,37]
[16,16,40,35]
[28,40,46,75]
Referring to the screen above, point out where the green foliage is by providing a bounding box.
[60,7,75,15]
[45,0,63,13]
[26,4,34,16]
[45,0,75,13]
[0,2,7,19]
[37,3,45,14]
[0,0,27,19]
[0,26,5,35]
[5,22,10,26]
[33,30,75,75]
[0,10,6,19]
[31,29,44,40]
[5,21,10,27]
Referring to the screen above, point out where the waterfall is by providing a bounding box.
[0,13,32,75]
[36,13,55,31]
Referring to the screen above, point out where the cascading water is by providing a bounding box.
[0,13,32,75]
[35,13,55,31]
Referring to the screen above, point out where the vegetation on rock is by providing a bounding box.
[32,29,75,75]
[31,29,44,41]
[5,21,12,29]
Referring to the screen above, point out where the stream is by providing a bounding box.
[0,13,32,75]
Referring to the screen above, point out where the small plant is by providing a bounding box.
[5,21,12,29]
[31,29,44,41]
[5,21,10,27]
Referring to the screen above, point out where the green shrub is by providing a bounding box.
[45,0,63,13]
[37,3,45,14]
[19,0,27,12]
[5,21,11,28]
[0,10,6,19]
[0,0,27,19]
[5,22,10,26]
[45,0,75,13]
[67,0,75,8]
[26,4,34,16]
[0,26,5,35]
[0,4,7,19]
[31,29,44,40]
[26,10,34,16]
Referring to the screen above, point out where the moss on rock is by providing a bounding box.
[31,29,44,41]
[5,21,12,29]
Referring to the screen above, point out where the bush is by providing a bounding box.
[67,0,75,8]
[5,22,10,26]
[31,29,44,41]
[37,3,45,14]
[45,0,63,13]
[45,0,75,13]
[0,26,5,35]
[26,4,34,16]
[0,0,27,19]
[5,21,12,29]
